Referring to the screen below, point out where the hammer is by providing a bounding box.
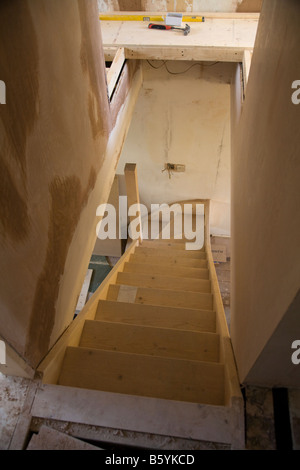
[148,23,191,36]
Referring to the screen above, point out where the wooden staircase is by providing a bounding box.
[58,239,223,406]
[36,168,243,449]
[37,233,244,449]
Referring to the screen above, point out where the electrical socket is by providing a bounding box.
[164,163,185,172]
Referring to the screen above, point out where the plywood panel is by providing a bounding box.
[134,246,206,259]
[101,17,258,61]
[96,300,216,332]
[58,347,225,405]
[130,253,207,269]
[107,284,213,310]
[231,0,300,386]
[123,262,209,279]
[116,271,211,293]
[80,320,220,362]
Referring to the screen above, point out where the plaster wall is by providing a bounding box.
[117,60,233,236]
[231,0,300,387]
[0,0,141,370]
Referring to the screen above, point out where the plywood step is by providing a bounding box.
[123,262,209,280]
[130,254,208,269]
[135,246,206,259]
[58,347,225,406]
[116,272,211,293]
[107,284,213,310]
[141,240,205,251]
[148,236,205,245]
[80,320,220,362]
[95,300,216,333]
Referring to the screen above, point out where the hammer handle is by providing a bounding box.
[148,23,172,30]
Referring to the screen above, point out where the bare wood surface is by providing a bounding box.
[58,347,225,405]
[101,17,258,62]
[96,300,216,333]
[80,320,219,362]
[116,271,211,293]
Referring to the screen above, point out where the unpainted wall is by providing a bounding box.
[117,61,233,236]
[0,0,141,370]
[231,0,300,387]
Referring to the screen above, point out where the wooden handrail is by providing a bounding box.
[107,47,125,99]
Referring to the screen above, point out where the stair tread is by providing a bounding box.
[80,320,220,362]
[123,262,209,280]
[96,300,216,333]
[116,271,211,293]
[141,240,205,251]
[58,347,225,406]
[135,246,206,259]
[107,284,213,310]
[130,253,208,269]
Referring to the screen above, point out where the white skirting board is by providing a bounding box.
[75,269,93,314]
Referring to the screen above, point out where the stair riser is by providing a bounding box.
[135,247,206,259]
[80,320,220,362]
[116,272,211,293]
[58,347,225,406]
[130,254,208,269]
[123,262,209,280]
[141,240,205,251]
[95,301,216,333]
[107,284,213,310]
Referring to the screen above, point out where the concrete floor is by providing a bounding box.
[215,259,300,450]
[0,374,30,450]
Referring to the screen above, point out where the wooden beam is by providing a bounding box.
[104,46,119,61]
[107,47,125,99]
[74,269,93,314]
[122,46,245,62]
[124,163,143,242]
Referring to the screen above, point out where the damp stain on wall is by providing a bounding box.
[0,156,30,242]
[0,0,39,242]
[78,0,110,141]
[26,168,97,366]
